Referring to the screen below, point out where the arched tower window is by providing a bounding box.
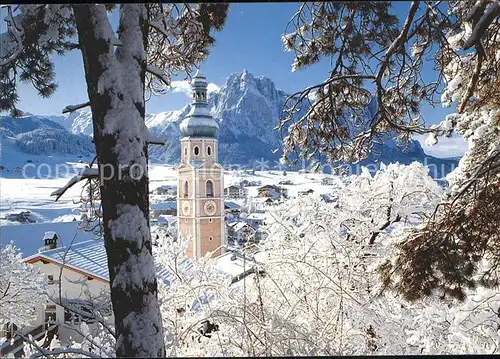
[184,146,188,158]
[184,181,189,198]
[206,146,212,156]
[206,180,214,197]
[194,146,200,156]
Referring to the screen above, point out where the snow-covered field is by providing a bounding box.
[0,157,335,226]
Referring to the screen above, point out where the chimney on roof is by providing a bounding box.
[42,231,58,251]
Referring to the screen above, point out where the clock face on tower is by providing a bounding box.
[182,201,191,216]
[204,200,217,216]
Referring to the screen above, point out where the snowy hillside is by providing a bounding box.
[0,116,94,157]
[0,115,66,137]
[15,129,94,156]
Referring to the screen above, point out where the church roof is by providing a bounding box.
[192,69,207,84]
[180,72,218,138]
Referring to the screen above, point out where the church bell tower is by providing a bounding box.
[177,70,225,259]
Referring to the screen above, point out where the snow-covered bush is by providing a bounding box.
[162,163,497,356]
[29,163,499,357]
[0,244,48,330]
[145,164,495,356]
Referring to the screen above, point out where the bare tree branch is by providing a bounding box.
[51,167,99,201]
[62,101,90,114]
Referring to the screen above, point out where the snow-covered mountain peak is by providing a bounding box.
[0,70,458,175]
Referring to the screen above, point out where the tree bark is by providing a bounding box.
[73,4,165,357]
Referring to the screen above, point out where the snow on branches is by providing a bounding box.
[145,3,229,96]
[0,244,48,329]
[33,164,499,356]
[278,1,499,165]
[384,1,500,302]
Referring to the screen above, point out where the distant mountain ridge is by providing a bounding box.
[0,116,94,156]
[0,70,458,177]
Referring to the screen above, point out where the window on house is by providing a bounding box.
[1,323,18,339]
[64,300,96,325]
[194,146,200,156]
[184,181,189,198]
[206,180,214,197]
[44,305,57,329]
[209,236,213,241]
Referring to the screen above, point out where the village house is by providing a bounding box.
[151,201,177,217]
[157,215,178,227]
[224,201,242,216]
[224,185,248,199]
[257,184,286,199]
[0,223,257,357]
[251,197,274,212]
[151,185,177,197]
[245,212,267,229]
[239,179,261,187]
[3,211,37,224]
[298,188,315,196]
[321,177,335,186]
[227,221,256,243]
[0,222,98,356]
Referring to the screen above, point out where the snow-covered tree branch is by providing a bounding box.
[279,0,500,303]
[0,244,47,332]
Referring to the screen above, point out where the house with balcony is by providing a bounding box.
[224,185,248,199]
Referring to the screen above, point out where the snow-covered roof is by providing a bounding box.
[25,239,192,286]
[157,215,177,226]
[247,213,266,221]
[43,231,58,240]
[151,201,177,210]
[229,221,250,232]
[225,185,244,190]
[216,251,257,279]
[152,185,176,193]
[154,184,176,190]
[253,197,273,203]
[0,221,97,258]
[224,201,240,209]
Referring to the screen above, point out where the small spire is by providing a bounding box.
[193,68,206,79]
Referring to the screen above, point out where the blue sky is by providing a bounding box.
[2,3,466,157]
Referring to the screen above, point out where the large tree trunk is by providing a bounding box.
[73,4,165,357]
